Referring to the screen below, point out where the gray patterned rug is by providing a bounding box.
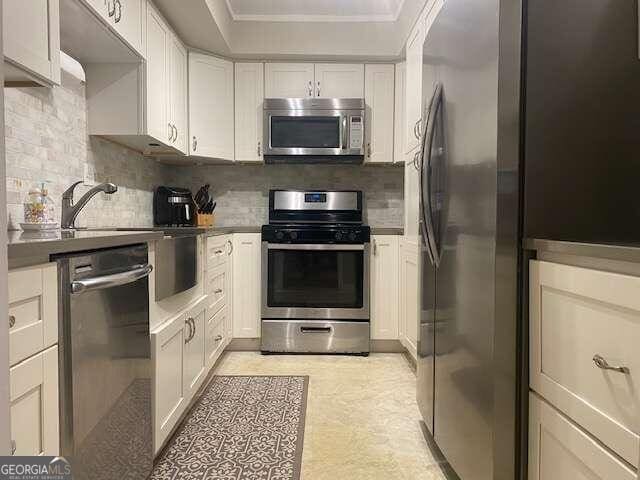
[151,375,309,480]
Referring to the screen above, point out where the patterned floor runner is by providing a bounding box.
[151,375,309,480]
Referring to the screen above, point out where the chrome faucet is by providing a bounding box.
[61,181,118,229]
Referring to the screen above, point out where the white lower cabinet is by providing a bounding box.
[529,393,635,480]
[232,233,261,339]
[152,309,187,452]
[399,238,419,359]
[370,235,399,339]
[183,299,207,400]
[8,263,57,366]
[10,345,59,456]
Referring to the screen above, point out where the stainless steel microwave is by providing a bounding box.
[263,98,365,163]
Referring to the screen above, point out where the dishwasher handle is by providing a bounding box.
[71,264,153,294]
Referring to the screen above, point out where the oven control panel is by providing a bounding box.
[262,225,370,244]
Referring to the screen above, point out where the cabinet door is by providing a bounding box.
[183,301,207,398]
[8,263,57,366]
[152,312,186,452]
[146,5,170,144]
[189,53,234,159]
[394,63,407,164]
[112,0,144,56]
[232,234,261,338]
[399,240,419,358]
[10,346,59,456]
[405,23,423,154]
[314,64,364,98]
[264,63,314,98]
[235,63,264,162]
[529,393,635,480]
[168,35,188,153]
[371,236,399,339]
[364,64,395,163]
[3,0,60,85]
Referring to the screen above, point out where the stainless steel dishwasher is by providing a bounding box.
[56,244,153,480]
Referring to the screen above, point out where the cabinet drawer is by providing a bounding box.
[530,260,640,466]
[206,306,226,368]
[10,346,59,456]
[206,236,231,268]
[8,263,57,366]
[206,263,229,318]
[529,393,635,480]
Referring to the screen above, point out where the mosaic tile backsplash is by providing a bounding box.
[4,70,403,230]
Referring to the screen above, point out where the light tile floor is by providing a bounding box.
[214,352,447,480]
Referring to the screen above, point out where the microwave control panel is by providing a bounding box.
[349,116,363,149]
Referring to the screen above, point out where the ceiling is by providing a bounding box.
[225,0,406,22]
[154,0,426,60]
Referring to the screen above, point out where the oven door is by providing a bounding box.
[263,109,364,157]
[262,242,370,320]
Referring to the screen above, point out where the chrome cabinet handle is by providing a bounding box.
[9,315,15,328]
[108,0,115,17]
[11,440,16,455]
[367,142,372,158]
[215,249,223,255]
[593,354,630,374]
[214,288,223,294]
[114,0,122,23]
[192,136,197,152]
[414,118,422,140]
[227,239,233,255]
[308,81,313,97]
[185,317,194,343]
[214,334,223,342]
[168,123,173,141]
[316,81,321,97]
[172,125,178,143]
[372,239,377,256]
[257,141,261,156]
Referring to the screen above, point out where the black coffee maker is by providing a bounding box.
[153,186,196,226]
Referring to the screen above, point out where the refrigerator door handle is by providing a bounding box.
[421,82,444,267]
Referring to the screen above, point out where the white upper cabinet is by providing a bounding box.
[364,64,395,163]
[3,0,60,86]
[265,63,314,98]
[235,63,264,162]
[189,53,234,160]
[405,22,423,154]
[146,5,170,144]
[394,63,407,164]
[265,63,365,98]
[111,0,145,56]
[371,236,399,340]
[314,64,364,98]
[83,0,145,57]
[168,36,188,153]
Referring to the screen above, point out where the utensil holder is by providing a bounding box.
[196,213,214,227]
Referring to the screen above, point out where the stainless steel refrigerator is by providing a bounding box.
[416,0,640,478]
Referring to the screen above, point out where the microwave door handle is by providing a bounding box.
[341,116,348,149]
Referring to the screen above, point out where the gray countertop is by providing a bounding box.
[524,238,640,264]
[8,224,401,268]
[8,229,165,267]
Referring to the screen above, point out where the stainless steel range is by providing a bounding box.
[261,190,370,354]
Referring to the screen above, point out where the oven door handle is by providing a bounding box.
[267,243,365,251]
